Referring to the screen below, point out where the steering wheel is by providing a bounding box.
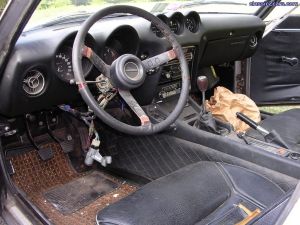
[72,5,190,135]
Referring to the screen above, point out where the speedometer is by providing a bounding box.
[55,46,93,83]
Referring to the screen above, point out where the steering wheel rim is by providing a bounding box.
[72,5,190,135]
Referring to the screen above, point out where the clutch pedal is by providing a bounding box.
[25,115,54,161]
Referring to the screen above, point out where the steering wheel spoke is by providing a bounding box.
[142,49,176,71]
[82,45,110,77]
[118,90,151,126]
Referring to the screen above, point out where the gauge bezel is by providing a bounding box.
[53,33,95,83]
[169,12,184,35]
[150,14,170,37]
[185,11,200,33]
[22,68,47,97]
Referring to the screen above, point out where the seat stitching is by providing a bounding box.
[217,162,266,208]
[220,162,285,194]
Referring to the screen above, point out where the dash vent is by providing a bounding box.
[22,70,45,96]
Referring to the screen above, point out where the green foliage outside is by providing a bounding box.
[0,0,8,15]
[259,105,300,114]
[38,0,93,9]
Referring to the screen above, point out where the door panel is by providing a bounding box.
[250,15,300,105]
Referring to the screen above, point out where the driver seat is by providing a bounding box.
[96,161,290,225]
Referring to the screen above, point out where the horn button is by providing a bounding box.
[110,54,146,90]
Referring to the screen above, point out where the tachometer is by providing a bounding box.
[55,46,93,83]
[55,48,73,82]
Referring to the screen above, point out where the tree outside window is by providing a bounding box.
[0,0,8,16]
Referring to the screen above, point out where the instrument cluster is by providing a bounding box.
[151,11,200,37]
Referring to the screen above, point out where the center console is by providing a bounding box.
[146,46,200,125]
[155,46,196,101]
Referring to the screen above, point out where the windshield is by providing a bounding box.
[27,0,266,30]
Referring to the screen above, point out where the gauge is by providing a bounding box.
[169,18,181,34]
[151,24,162,37]
[169,13,184,35]
[102,46,119,65]
[55,46,93,83]
[186,18,197,33]
[185,12,200,33]
[55,49,73,82]
[150,14,169,38]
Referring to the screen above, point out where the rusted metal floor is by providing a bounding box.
[9,143,137,225]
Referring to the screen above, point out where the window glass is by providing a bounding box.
[27,0,265,30]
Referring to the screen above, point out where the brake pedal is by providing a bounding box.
[45,113,74,153]
[59,138,74,153]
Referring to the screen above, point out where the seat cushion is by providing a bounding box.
[96,161,286,225]
[247,109,300,152]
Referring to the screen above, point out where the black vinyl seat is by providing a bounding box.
[96,161,289,225]
[247,109,300,152]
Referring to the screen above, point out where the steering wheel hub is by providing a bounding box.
[110,54,146,90]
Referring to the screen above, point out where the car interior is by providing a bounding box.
[1,2,300,225]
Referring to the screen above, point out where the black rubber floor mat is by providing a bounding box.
[44,171,119,214]
[102,134,211,180]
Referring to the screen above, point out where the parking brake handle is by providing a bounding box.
[236,112,269,136]
[236,112,290,149]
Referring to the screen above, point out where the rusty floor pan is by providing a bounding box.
[9,143,137,225]
[44,171,119,214]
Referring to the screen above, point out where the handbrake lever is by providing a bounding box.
[236,112,290,149]
[236,112,269,136]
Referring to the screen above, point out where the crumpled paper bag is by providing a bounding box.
[206,86,261,132]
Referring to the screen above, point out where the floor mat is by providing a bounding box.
[102,134,211,180]
[9,143,137,225]
[44,171,119,214]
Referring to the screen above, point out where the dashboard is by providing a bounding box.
[0,12,265,117]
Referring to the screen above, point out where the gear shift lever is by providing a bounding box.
[194,76,230,135]
[197,76,208,112]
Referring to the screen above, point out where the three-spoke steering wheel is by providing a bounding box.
[72,5,190,135]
